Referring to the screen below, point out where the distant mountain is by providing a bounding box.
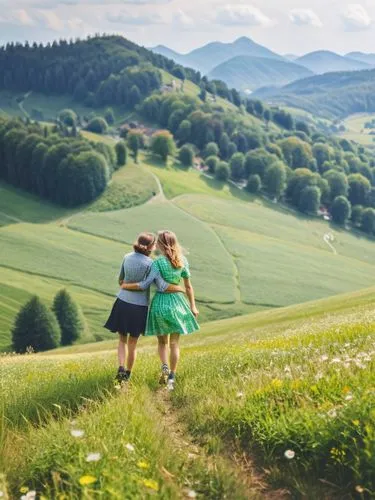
[151,36,284,75]
[296,50,370,74]
[151,45,186,66]
[284,54,299,61]
[346,52,375,66]
[254,68,375,118]
[208,55,313,92]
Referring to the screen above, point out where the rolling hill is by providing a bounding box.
[296,50,371,74]
[208,55,313,92]
[1,148,375,351]
[346,51,375,66]
[255,67,375,118]
[152,36,284,75]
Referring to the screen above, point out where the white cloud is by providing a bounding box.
[342,4,372,31]
[216,4,273,27]
[0,9,35,26]
[173,9,194,27]
[106,10,165,25]
[289,9,323,28]
[37,10,64,30]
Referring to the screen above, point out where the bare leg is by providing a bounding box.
[118,334,128,368]
[127,336,138,372]
[157,335,169,365]
[169,334,180,373]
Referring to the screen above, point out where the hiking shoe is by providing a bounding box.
[167,372,175,391]
[159,364,170,385]
[115,368,130,385]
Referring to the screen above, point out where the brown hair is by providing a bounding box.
[133,232,156,256]
[157,230,184,269]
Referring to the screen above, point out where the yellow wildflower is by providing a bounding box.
[342,386,351,394]
[79,475,97,486]
[142,479,159,491]
[352,419,360,427]
[137,461,150,470]
[20,487,29,494]
[271,379,282,389]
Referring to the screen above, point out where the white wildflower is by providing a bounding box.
[327,409,337,418]
[345,394,353,401]
[315,372,324,380]
[187,490,197,498]
[21,492,36,500]
[0,492,4,498]
[125,443,135,452]
[284,449,295,459]
[86,452,102,462]
[284,366,291,373]
[330,358,341,364]
[320,355,329,362]
[236,392,244,399]
[70,429,85,438]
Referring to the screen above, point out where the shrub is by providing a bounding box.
[86,117,108,134]
[12,296,61,353]
[59,109,77,127]
[361,208,375,235]
[179,145,194,167]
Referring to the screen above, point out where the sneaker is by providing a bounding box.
[115,368,130,385]
[159,364,170,385]
[167,372,175,391]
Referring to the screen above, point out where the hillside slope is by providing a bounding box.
[208,55,313,91]
[1,154,375,351]
[255,67,375,118]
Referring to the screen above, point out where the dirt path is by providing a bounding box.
[146,170,167,204]
[152,387,288,499]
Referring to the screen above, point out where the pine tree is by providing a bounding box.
[12,296,61,353]
[52,289,85,346]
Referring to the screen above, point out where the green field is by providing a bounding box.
[1,287,374,498]
[1,149,375,351]
[340,113,375,147]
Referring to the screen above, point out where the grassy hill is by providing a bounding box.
[208,55,313,92]
[255,67,375,118]
[339,112,375,147]
[1,149,375,351]
[1,285,374,497]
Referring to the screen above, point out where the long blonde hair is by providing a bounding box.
[157,230,183,269]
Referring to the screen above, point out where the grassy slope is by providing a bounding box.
[340,112,375,147]
[1,148,375,350]
[2,286,374,497]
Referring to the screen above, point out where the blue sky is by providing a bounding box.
[0,0,373,55]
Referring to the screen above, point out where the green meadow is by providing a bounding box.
[1,149,375,351]
[1,287,374,498]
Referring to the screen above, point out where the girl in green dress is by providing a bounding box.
[121,230,199,388]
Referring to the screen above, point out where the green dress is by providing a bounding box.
[139,256,200,336]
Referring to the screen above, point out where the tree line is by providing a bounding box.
[0,116,123,206]
[139,92,375,235]
[12,289,86,353]
[0,36,201,109]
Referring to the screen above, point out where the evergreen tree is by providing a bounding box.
[12,296,61,353]
[115,141,127,167]
[52,289,85,346]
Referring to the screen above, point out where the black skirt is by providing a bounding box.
[104,299,148,338]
